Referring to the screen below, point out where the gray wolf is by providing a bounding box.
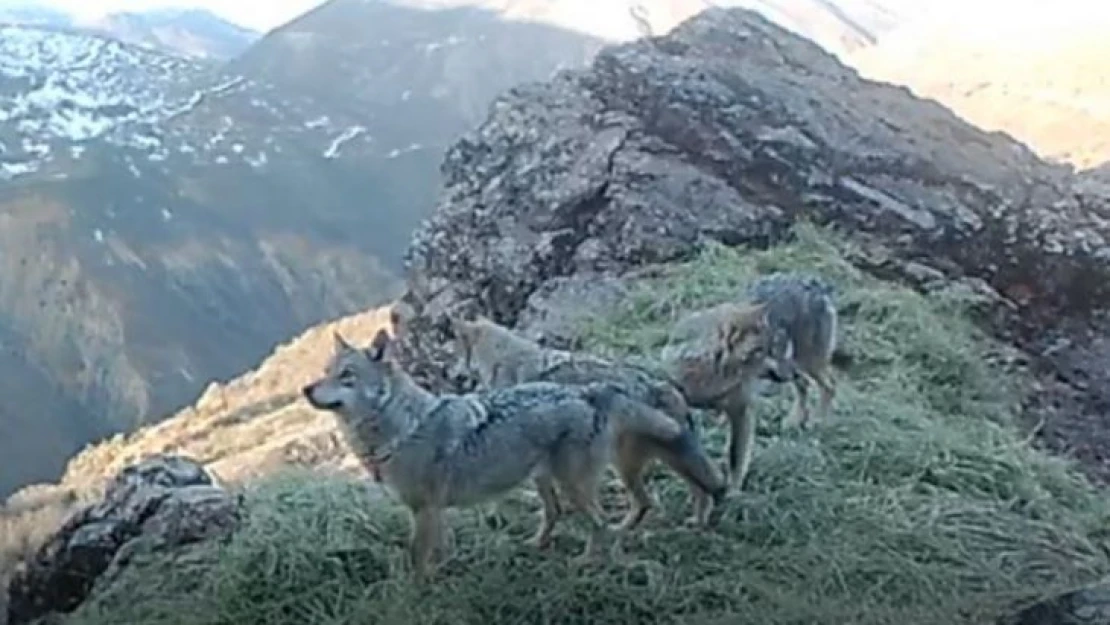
[659,271,841,490]
[302,329,663,579]
[744,271,839,430]
[659,300,779,491]
[448,315,728,530]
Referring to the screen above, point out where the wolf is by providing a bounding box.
[301,329,679,579]
[659,301,779,491]
[447,315,728,530]
[743,271,839,430]
[659,272,841,491]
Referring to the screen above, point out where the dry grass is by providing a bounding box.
[47,225,1110,625]
[54,305,398,491]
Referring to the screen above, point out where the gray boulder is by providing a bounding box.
[5,455,239,625]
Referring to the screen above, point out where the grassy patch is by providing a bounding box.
[66,225,1110,625]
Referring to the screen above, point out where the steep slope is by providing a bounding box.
[0,25,402,497]
[54,304,401,492]
[849,3,1110,168]
[225,0,612,266]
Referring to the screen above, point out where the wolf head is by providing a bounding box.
[662,302,782,404]
[302,329,405,441]
[717,302,783,380]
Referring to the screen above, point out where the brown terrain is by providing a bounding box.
[850,7,1110,169]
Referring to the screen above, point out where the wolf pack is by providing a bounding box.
[302,270,845,580]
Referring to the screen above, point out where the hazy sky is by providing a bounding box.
[18,0,326,31]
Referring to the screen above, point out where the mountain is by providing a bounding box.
[848,2,1110,169]
[0,23,407,496]
[0,3,260,59]
[0,0,714,498]
[86,8,261,60]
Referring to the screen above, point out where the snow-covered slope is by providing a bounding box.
[0,25,208,179]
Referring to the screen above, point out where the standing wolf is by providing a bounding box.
[302,329,680,579]
[660,271,840,490]
[447,316,727,530]
[745,271,839,429]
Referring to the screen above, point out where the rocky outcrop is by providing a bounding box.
[4,455,239,625]
[398,7,1110,471]
[405,7,1109,341]
[394,8,1110,620]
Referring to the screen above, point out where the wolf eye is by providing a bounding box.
[338,368,356,386]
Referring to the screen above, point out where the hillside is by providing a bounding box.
[0,0,629,497]
[4,7,1110,625]
[0,22,410,496]
[849,4,1110,169]
[0,3,260,59]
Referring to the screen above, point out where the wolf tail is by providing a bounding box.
[581,383,726,500]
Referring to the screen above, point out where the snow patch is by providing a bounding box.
[323,126,367,159]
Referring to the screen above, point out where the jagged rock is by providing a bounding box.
[5,455,240,625]
[401,7,1110,382]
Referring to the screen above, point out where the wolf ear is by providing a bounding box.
[333,331,355,353]
[366,328,393,362]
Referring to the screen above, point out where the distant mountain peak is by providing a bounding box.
[0,2,261,59]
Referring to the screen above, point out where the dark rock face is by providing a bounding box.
[5,455,239,625]
[406,8,1110,344]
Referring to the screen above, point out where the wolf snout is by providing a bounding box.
[301,382,316,400]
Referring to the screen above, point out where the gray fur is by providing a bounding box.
[302,330,620,578]
[744,271,838,385]
[450,317,728,529]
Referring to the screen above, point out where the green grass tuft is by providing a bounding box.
[67,224,1110,625]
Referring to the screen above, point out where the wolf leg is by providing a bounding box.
[723,396,757,491]
[529,473,561,550]
[613,436,655,532]
[652,433,727,528]
[409,506,443,581]
[782,374,811,429]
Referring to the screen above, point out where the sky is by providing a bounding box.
[6,0,326,31]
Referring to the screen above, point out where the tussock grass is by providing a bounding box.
[66,224,1110,625]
